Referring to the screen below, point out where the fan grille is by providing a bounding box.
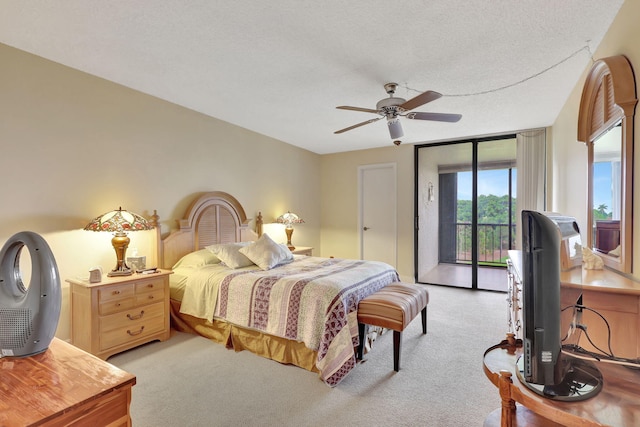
[0,308,33,350]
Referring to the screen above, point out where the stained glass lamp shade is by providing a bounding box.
[84,207,154,276]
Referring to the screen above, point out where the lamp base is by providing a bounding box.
[109,232,133,277]
[285,227,295,251]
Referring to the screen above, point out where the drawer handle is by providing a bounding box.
[147,284,154,288]
[127,310,145,320]
[113,290,121,295]
[127,326,145,336]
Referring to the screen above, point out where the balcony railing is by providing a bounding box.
[455,222,516,266]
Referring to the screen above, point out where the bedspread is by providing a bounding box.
[178,256,399,386]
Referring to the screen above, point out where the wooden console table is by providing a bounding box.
[483,336,640,426]
[507,250,640,360]
[0,338,136,426]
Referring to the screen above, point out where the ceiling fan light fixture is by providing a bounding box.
[387,116,404,139]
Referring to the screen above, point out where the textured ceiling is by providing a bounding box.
[0,1,624,154]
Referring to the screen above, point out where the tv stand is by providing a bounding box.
[483,335,640,426]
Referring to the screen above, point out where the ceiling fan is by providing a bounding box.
[334,83,462,144]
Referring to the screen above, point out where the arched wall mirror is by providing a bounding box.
[577,55,637,274]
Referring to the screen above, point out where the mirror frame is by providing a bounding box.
[577,55,637,274]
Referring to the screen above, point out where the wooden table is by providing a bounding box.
[0,338,136,426]
[483,336,640,427]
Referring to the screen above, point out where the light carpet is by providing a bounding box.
[109,284,508,426]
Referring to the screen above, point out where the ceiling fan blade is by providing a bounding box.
[334,117,383,134]
[399,90,442,111]
[336,106,380,114]
[405,112,462,123]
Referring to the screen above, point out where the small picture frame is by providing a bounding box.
[127,256,146,273]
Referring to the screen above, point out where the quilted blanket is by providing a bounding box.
[179,256,399,386]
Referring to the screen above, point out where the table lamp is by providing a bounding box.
[276,211,304,250]
[84,207,154,276]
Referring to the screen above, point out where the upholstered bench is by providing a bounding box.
[357,283,429,371]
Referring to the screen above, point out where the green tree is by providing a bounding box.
[455,195,516,265]
[457,195,515,224]
[593,204,612,220]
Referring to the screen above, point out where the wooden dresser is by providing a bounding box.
[68,269,172,359]
[507,250,640,360]
[0,338,135,426]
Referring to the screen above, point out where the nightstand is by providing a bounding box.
[67,269,172,359]
[291,246,313,256]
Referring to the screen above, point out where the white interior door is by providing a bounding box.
[359,163,397,267]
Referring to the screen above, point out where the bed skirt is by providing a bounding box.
[169,299,320,373]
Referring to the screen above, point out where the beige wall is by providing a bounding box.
[320,144,414,282]
[550,0,640,277]
[0,43,321,340]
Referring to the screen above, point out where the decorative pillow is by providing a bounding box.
[239,234,293,270]
[172,249,220,269]
[279,244,294,262]
[208,242,254,269]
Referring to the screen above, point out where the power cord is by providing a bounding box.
[561,303,640,368]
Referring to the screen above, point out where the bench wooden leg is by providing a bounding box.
[357,323,367,360]
[421,306,427,334]
[393,330,401,372]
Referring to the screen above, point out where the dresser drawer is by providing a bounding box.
[135,288,165,306]
[100,301,165,333]
[99,283,135,302]
[135,277,165,293]
[100,302,165,350]
[100,297,136,316]
[100,314,165,350]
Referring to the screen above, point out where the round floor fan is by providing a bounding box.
[334,82,461,143]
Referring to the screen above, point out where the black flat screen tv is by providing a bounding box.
[517,210,602,401]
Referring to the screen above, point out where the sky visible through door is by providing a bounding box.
[457,169,516,200]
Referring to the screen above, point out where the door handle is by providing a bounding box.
[363,227,370,231]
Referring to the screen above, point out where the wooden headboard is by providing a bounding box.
[152,191,262,269]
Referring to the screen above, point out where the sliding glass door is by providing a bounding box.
[416,142,473,288]
[415,136,516,290]
[476,139,517,290]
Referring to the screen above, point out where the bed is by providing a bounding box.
[154,191,399,386]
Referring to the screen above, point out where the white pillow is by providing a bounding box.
[278,244,294,261]
[208,242,254,269]
[205,241,251,253]
[172,249,220,269]
[239,234,293,270]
